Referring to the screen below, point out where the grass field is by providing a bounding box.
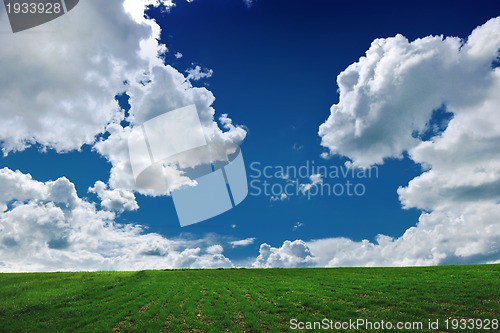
[0,265,498,332]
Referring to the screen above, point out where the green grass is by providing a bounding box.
[0,265,498,332]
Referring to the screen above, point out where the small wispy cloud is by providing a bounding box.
[300,174,323,193]
[293,222,304,231]
[320,152,331,160]
[270,192,288,202]
[243,0,254,8]
[230,237,256,247]
[185,65,213,81]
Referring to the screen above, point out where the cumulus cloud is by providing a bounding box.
[1,0,246,191]
[206,244,224,254]
[319,18,500,168]
[230,238,256,248]
[253,240,316,268]
[0,0,167,154]
[94,65,247,194]
[92,122,197,196]
[0,168,233,272]
[219,113,247,145]
[89,181,139,213]
[309,17,500,267]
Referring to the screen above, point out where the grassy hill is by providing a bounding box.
[0,265,498,332]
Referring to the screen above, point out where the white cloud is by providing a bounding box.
[305,201,500,267]
[94,64,247,194]
[310,17,500,267]
[174,52,183,59]
[320,152,331,160]
[293,222,303,231]
[230,237,256,248]
[0,168,46,212]
[0,0,168,154]
[89,181,139,213]
[270,193,288,202]
[300,173,323,193]
[0,0,247,194]
[206,244,224,254]
[253,240,316,268]
[172,247,233,268]
[92,123,197,196]
[185,65,213,81]
[219,113,247,145]
[319,19,500,168]
[0,168,234,272]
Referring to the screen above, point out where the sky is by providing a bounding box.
[0,0,499,271]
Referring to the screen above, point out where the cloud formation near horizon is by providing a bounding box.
[305,16,500,267]
[0,168,234,272]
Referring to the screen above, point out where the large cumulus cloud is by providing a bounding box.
[0,0,246,191]
[0,0,244,271]
[306,17,500,267]
[319,18,500,167]
[0,0,158,153]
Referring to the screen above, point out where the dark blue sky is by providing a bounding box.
[3,0,499,263]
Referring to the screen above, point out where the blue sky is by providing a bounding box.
[0,0,499,271]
